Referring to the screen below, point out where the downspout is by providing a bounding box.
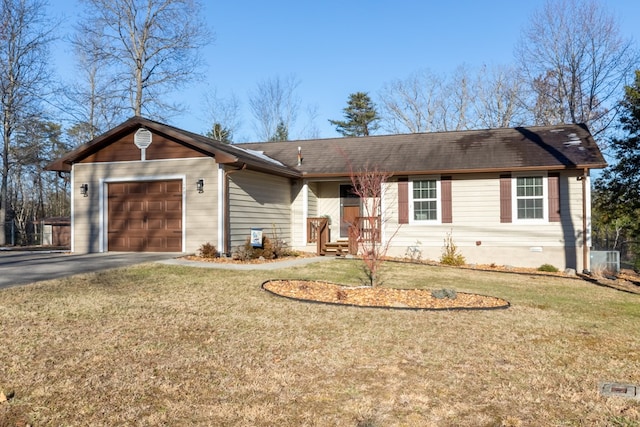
[70,167,75,253]
[581,168,589,274]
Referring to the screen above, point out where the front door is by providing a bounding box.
[340,184,360,238]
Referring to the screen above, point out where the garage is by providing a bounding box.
[107,180,182,252]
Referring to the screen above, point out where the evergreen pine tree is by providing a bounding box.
[329,92,380,137]
[206,123,232,144]
[269,120,289,141]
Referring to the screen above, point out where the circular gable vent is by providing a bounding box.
[134,128,152,149]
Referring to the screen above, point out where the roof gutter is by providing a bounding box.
[300,164,605,179]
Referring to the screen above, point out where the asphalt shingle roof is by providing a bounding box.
[236,124,606,177]
[46,117,605,177]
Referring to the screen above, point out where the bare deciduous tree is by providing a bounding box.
[379,69,446,134]
[473,64,526,128]
[380,64,525,133]
[515,0,637,136]
[248,74,300,141]
[75,0,212,118]
[202,89,241,143]
[440,64,473,131]
[0,0,56,245]
[66,30,126,141]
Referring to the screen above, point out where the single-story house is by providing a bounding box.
[46,116,606,271]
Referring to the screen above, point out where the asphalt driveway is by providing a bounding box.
[0,251,180,290]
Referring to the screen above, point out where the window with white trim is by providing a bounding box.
[513,174,548,222]
[410,177,440,223]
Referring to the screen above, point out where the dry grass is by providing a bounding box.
[1,259,640,426]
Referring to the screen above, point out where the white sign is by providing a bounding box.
[250,228,263,248]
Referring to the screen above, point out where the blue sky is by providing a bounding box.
[51,0,640,141]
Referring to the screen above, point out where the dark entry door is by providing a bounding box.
[340,184,360,238]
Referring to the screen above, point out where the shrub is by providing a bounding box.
[440,231,465,266]
[404,240,423,262]
[198,242,218,259]
[431,288,457,299]
[537,263,559,273]
[233,236,277,261]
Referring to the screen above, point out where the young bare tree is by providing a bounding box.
[515,0,637,136]
[248,74,300,142]
[0,0,57,245]
[345,164,400,287]
[75,0,212,118]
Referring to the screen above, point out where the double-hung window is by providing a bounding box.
[410,177,440,223]
[513,174,548,222]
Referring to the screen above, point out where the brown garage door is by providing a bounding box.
[108,180,182,252]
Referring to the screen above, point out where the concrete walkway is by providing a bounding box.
[0,251,338,290]
[157,256,337,270]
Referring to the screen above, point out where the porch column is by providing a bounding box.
[217,165,225,254]
[301,180,308,246]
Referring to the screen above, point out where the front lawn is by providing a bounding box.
[1,259,639,426]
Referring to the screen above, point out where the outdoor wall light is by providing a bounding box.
[196,178,205,193]
[80,183,89,197]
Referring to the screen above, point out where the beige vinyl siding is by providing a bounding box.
[290,181,319,249]
[72,157,217,253]
[290,180,304,247]
[308,182,319,218]
[384,171,587,270]
[316,182,343,241]
[228,170,292,251]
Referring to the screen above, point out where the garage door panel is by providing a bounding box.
[166,200,181,212]
[166,237,182,251]
[128,237,145,251]
[146,237,165,250]
[166,219,182,230]
[128,201,145,212]
[146,219,164,230]
[108,200,127,213]
[146,181,164,194]
[128,219,146,230]
[128,183,146,194]
[109,183,127,195]
[110,219,127,229]
[108,180,182,252]
[108,235,126,248]
[166,181,182,192]
[147,201,163,211]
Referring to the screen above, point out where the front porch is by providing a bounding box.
[307,217,380,256]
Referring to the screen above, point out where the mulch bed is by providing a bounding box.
[262,279,510,311]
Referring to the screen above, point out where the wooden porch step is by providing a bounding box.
[322,240,350,256]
